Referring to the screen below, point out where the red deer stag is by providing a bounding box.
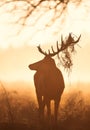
[28,33,81,123]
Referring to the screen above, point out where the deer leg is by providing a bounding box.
[54,98,60,124]
[46,100,51,120]
[36,92,44,119]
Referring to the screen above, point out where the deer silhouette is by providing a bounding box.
[28,33,81,123]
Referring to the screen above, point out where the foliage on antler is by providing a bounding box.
[58,33,81,71]
[58,44,75,71]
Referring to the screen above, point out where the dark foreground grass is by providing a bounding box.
[0,88,90,130]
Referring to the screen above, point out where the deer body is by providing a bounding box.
[28,33,81,123]
[29,56,65,122]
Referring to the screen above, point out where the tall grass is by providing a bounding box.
[0,82,90,130]
[0,81,14,124]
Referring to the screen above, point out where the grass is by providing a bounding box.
[0,82,90,130]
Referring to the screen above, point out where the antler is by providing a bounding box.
[37,33,81,57]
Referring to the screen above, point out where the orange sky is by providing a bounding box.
[0,0,90,85]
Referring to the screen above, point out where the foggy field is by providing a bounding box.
[0,82,90,130]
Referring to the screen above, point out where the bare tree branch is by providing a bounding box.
[0,0,83,27]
